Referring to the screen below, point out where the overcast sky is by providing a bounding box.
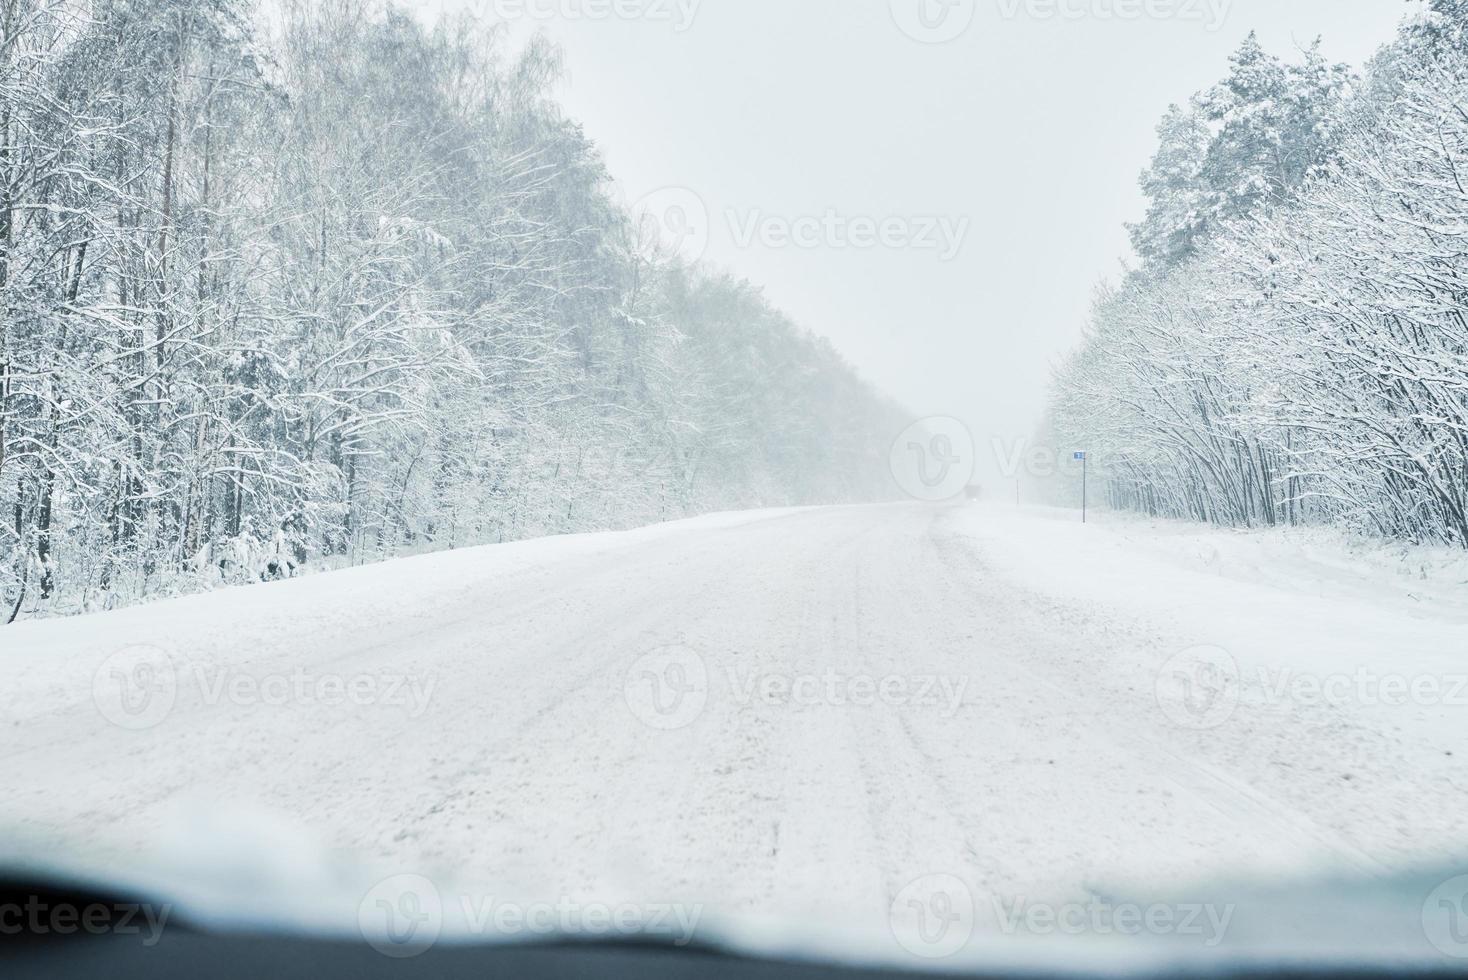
[413,0,1410,482]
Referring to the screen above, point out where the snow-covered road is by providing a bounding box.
[3,502,1466,960]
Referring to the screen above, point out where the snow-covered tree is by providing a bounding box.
[0,0,904,621]
[1052,15,1468,547]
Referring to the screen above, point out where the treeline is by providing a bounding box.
[1046,0,1468,545]
[0,0,902,621]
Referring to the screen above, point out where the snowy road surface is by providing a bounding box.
[3,502,1466,955]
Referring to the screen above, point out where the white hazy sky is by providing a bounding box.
[412,0,1410,479]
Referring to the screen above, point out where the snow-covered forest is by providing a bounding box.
[1047,0,1468,545]
[0,0,903,621]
